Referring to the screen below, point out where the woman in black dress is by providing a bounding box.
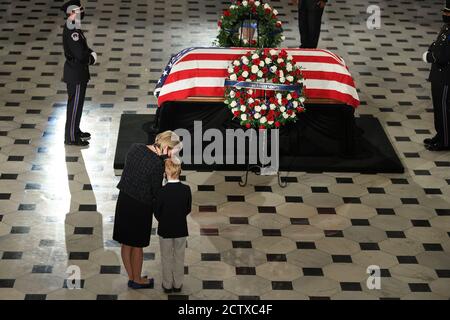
[113,131,181,289]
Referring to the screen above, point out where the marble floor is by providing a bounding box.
[0,0,450,300]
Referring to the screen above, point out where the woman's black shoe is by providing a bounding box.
[80,132,91,140]
[162,285,173,294]
[423,136,438,145]
[425,142,450,151]
[65,139,89,146]
[173,285,182,293]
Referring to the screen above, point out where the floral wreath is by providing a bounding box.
[224,48,306,129]
[216,0,284,48]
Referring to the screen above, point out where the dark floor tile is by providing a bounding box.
[25,294,46,300]
[302,268,324,276]
[311,186,328,193]
[411,220,431,227]
[238,295,260,300]
[296,241,316,249]
[266,254,287,262]
[144,252,155,261]
[423,243,443,251]
[408,283,431,292]
[343,197,361,204]
[386,231,406,238]
[11,226,30,234]
[0,279,15,288]
[368,187,385,194]
[32,265,53,273]
[235,267,256,275]
[397,256,418,264]
[324,230,344,237]
[359,243,380,250]
[340,282,362,291]
[100,266,121,274]
[2,251,23,259]
[74,227,94,235]
[435,270,450,278]
[285,196,303,203]
[317,208,336,215]
[229,217,249,224]
[68,252,90,260]
[255,186,272,192]
[200,228,219,236]
[202,280,223,290]
[332,255,352,263]
[227,195,245,202]
[198,185,215,191]
[97,295,118,300]
[376,208,396,215]
[272,281,293,290]
[199,206,217,212]
[232,241,252,249]
[290,218,309,225]
[351,219,370,226]
[257,206,277,214]
[262,229,281,236]
[201,253,221,261]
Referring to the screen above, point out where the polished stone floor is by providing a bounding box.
[0,0,450,300]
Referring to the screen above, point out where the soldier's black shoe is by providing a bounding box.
[423,136,438,145]
[65,139,89,147]
[173,285,182,293]
[79,132,91,141]
[425,142,450,151]
[162,285,173,294]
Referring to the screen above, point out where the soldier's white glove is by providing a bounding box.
[422,51,430,63]
[91,51,98,64]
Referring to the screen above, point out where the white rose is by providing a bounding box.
[270,49,277,56]
[286,63,293,72]
[230,74,237,81]
[287,94,292,100]
[241,114,247,121]
[261,104,267,110]
[233,60,240,66]
[270,104,276,110]
[242,57,249,65]
[278,99,283,105]
[290,113,296,118]
[254,105,261,112]
[276,93,282,100]
[218,27,222,31]
[287,55,294,61]
[251,65,259,74]
[277,58,283,64]
[268,120,274,125]
[243,39,249,44]
[254,113,261,119]
[246,78,251,82]
[286,76,294,82]
[259,60,265,67]
[230,101,237,107]
[283,113,289,119]
[242,1,248,6]
[232,107,238,113]
[280,106,286,112]
[300,97,306,103]
[265,57,272,64]
[273,9,278,15]
[293,101,298,108]
[280,77,286,83]
[279,70,284,78]
[248,89,253,95]
[242,71,249,78]
[252,53,259,59]
[260,116,267,124]
[264,3,270,9]
[230,5,236,9]
[248,98,254,104]
[281,35,286,41]
[257,71,263,77]
[230,90,236,98]
[270,65,277,73]
[240,105,246,112]
[255,1,260,6]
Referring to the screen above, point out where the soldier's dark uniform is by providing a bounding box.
[298,0,328,49]
[424,2,450,151]
[61,0,95,145]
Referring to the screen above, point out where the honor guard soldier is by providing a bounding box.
[423,0,450,151]
[292,0,328,49]
[61,0,97,146]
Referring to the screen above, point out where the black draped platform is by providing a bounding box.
[114,102,404,173]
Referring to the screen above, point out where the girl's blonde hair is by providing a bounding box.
[155,130,181,151]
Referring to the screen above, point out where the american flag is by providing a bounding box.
[154,47,360,108]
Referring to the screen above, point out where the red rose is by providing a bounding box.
[251,6,257,13]
[235,91,241,98]
[279,49,288,58]
[269,97,276,104]
[264,8,271,14]
[279,62,286,68]
[238,76,245,82]
[260,125,266,130]
[282,98,288,105]
[234,111,240,117]
[272,77,278,83]
[240,98,245,105]
[224,10,231,17]
[253,58,261,65]
[218,20,222,27]
[246,123,251,129]
[262,67,269,74]
[242,65,250,72]
[275,121,281,128]
[291,91,299,99]
[250,74,257,81]
[276,21,282,28]
[234,66,240,73]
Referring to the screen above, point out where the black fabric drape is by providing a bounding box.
[154,102,356,158]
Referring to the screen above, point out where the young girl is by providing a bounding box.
[113,131,181,289]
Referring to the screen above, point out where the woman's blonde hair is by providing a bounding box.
[155,130,181,151]
[165,158,181,179]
